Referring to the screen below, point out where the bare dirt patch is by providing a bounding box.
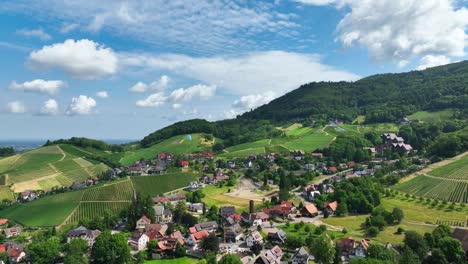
[225,177,278,202]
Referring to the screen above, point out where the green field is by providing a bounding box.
[283,132,334,151]
[219,147,266,158]
[428,155,468,180]
[0,146,63,184]
[65,201,131,224]
[393,154,468,203]
[225,139,271,152]
[0,190,84,226]
[54,159,90,183]
[408,110,454,123]
[130,172,199,197]
[82,180,134,201]
[284,123,315,137]
[0,186,14,201]
[200,185,250,211]
[121,134,215,165]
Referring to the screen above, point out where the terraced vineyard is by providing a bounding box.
[393,153,468,203]
[65,201,131,224]
[130,172,198,197]
[82,180,134,201]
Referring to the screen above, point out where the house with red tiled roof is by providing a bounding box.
[328,166,338,174]
[301,204,318,217]
[187,230,209,250]
[0,219,8,226]
[338,237,355,256]
[136,215,151,229]
[324,201,338,214]
[354,239,369,257]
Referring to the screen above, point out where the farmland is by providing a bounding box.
[130,172,199,197]
[283,131,334,151]
[0,190,84,226]
[393,153,468,203]
[65,201,131,224]
[82,180,134,201]
[225,139,271,152]
[121,134,215,165]
[219,147,266,158]
[408,110,454,122]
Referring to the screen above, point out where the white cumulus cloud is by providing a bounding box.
[129,75,170,93]
[168,84,216,102]
[96,91,109,98]
[9,79,66,95]
[6,101,27,114]
[28,39,118,80]
[334,0,468,64]
[233,92,276,110]
[416,55,451,70]
[66,95,97,115]
[121,51,359,96]
[16,28,51,41]
[135,93,167,108]
[40,99,59,115]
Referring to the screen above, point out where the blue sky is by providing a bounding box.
[1,0,467,140]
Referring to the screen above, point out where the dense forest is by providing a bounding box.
[0,147,15,157]
[241,60,468,124]
[45,137,123,152]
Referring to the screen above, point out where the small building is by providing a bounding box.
[129,231,150,251]
[179,160,189,168]
[4,227,21,238]
[301,204,319,217]
[246,230,264,247]
[192,221,218,233]
[267,230,287,245]
[291,247,312,264]
[187,202,204,214]
[220,206,236,219]
[0,242,26,264]
[187,230,209,250]
[67,226,101,247]
[0,219,8,226]
[255,245,283,264]
[324,201,338,215]
[338,237,355,256]
[224,223,244,243]
[136,215,152,230]
[153,206,172,224]
[354,239,369,258]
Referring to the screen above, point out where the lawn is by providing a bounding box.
[201,185,250,211]
[130,172,199,197]
[283,132,334,151]
[121,134,214,165]
[145,257,196,264]
[0,186,14,201]
[0,190,84,226]
[408,110,454,123]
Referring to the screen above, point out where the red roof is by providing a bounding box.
[0,244,6,253]
[190,230,209,243]
[189,227,197,234]
[325,201,338,212]
[329,166,338,172]
[0,219,8,225]
[140,215,151,224]
[229,214,242,221]
[180,160,189,167]
[280,201,294,208]
[303,204,318,215]
[153,197,170,203]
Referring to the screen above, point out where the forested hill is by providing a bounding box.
[141,61,467,148]
[241,60,468,124]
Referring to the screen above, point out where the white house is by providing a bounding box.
[136,215,151,229]
[246,230,263,247]
[129,231,149,251]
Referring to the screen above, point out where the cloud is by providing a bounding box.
[121,51,359,96]
[129,75,170,93]
[135,93,167,108]
[168,84,216,102]
[334,0,468,64]
[9,79,66,95]
[416,55,451,70]
[96,91,109,98]
[28,39,118,80]
[60,23,79,34]
[66,95,97,115]
[6,101,26,114]
[4,1,297,54]
[233,91,276,110]
[16,28,51,41]
[40,99,59,115]
[294,0,339,5]
[171,103,182,109]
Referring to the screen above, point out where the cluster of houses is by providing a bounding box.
[0,219,26,264]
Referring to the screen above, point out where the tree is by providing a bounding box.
[366,244,397,262]
[27,236,61,264]
[367,227,379,237]
[438,237,464,263]
[398,246,419,264]
[432,224,451,245]
[422,248,448,264]
[310,235,335,264]
[404,231,429,259]
[335,201,348,216]
[391,207,404,224]
[91,231,132,264]
[175,242,186,257]
[201,233,219,252]
[219,254,242,264]
[64,238,89,264]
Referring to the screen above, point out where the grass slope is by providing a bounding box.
[121,134,215,165]
[130,172,199,197]
[408,110,454,122]
[283,132,334,151]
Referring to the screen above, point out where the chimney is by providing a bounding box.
[249,200,254,214]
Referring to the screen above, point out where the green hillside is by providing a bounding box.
[121,133,216,165]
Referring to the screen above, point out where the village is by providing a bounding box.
[0,132,466,264]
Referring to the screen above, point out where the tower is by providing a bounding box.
[249,200,254,214]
